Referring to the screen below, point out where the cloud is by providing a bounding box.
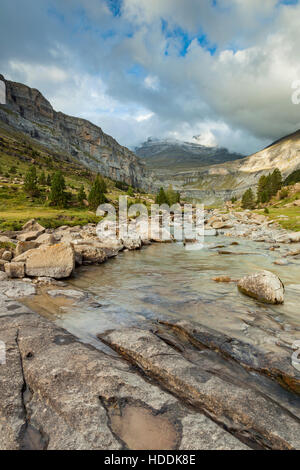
[1,0,300,155]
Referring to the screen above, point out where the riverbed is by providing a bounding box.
[24,236,300,353]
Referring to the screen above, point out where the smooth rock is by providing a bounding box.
[238,270,284,304]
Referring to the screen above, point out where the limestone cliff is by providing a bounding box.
[0,74,149,189]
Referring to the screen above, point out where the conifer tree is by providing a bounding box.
[88,175,107,210]
[155,187,168,205]
[24,166,39,197]
[78,184,86,206]
[242,188,256,209]
[49,171,67,207]
[38,171,46,186]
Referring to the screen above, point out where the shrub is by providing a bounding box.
[242,188,256,209]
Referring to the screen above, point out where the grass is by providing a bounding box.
[256,206,300,231]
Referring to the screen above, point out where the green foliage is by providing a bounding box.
[115,180,129,191]
[257,169,282,203]
[38,171,46,186]
[24,166,39,197]
[242,188,256,209]
[231,196,237,203]
[283,169,300,186]
[46,174,51,186]
[155,186,180,206]
[49,171,67,207]
[155,187,168,205]
[78,184,86,205]
[279,188,289,200]
[88,175,107,210]
[165,184,180,206]
[127,186,134,197]
[264,207,269,214]
[9,166,17,174]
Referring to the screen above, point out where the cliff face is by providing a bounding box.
[0,74,149,189]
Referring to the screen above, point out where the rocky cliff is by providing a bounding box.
[0,74,149,189]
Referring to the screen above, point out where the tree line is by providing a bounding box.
[24,166,108,209]
[241,168,283,209]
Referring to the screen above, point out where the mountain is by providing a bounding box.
[176,130,300,204]
[135,137,244,170]
[0,74,149,189]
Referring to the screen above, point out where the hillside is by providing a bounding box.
[135,137,244,170]
[0,74,150,190]
[146,130,300,204]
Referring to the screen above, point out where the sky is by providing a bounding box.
[1,0,300,155]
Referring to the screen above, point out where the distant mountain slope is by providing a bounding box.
[135,137,244,170]
[142,131,300,204]
[0,74,150,189]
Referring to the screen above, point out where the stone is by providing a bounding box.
[204,228,217,236]
[100,326,300,450]
[17,220,45,242]
[47,289,87,301]
[0,312,248,450]
[4,262,25,279]
[0,272,8,281]
[73,244,107,265]
[238,270,284,304]
[289,233,300,243]
[212,276,236,283]
[0,236,13,243]
[25,243,75,279]
[15,241,39,257]
[4,281,36,298]
[1,251,12,261]
[274,259,289,266]
[35,233,56,245]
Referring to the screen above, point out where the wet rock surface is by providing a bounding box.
[0,307,249,450]
[100,322,300,450]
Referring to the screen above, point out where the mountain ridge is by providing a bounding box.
[0,74,151,189]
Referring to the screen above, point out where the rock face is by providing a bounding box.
[25,243,75,279]
[0,75,150,189]
[238,270,284,304]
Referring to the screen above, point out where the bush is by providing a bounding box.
[279,188,289,200]
[264,207,270,214]
[24,166,39,197]
[88,175,107,210]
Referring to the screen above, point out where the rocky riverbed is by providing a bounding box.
[0,210,300,450]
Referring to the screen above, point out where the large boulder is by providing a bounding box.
[35,233,56,245]
[25,243,75,279]
[238,270,284,304]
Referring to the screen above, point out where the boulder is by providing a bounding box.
[4,262,25,279]
[238,270,284,304]
[73,244,107,265]
[0,236,13,244]
[289,233,300,243]
[1,251,12,261]
[17,219,45,242]
[15,241,39,257]
[25,243,75,279]
[35,233,56,245]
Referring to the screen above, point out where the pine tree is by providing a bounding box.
[88,175,107,210]
[242,188,256,209]
[46,174,51,186]
[24,166,39,197]
[78,184,86,206]
[49,171,67,207]
[165,184,179,206]
[38,171,46,186]
[270,168,282,196]
[155,187,168,205]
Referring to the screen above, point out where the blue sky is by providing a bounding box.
[1,0,300,154]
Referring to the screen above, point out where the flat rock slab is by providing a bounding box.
[47,289,87,301]
[0,309,248,450]
[100,327,300,450]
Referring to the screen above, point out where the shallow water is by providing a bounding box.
[25,237,300,352]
